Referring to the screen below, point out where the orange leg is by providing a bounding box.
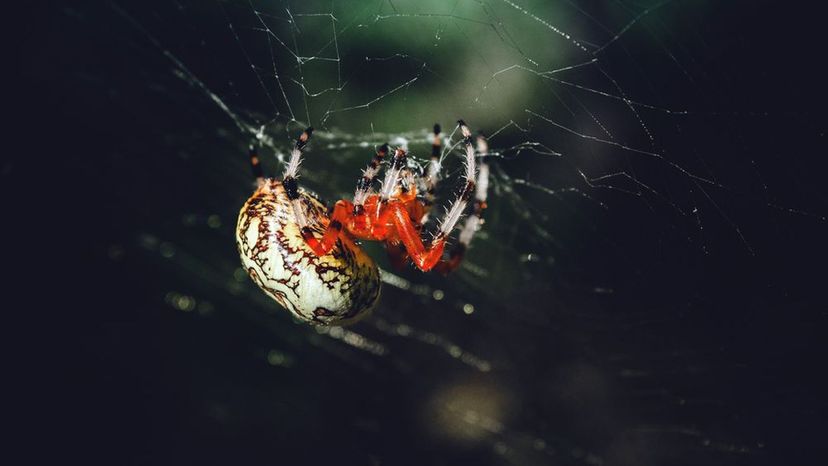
[302,200,353,256]
[389,203,445,272]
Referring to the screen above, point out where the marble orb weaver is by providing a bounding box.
[236,121,489,326]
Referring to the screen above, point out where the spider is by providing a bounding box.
[236,120,489,326]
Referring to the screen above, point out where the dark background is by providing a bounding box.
[10,1,828,465]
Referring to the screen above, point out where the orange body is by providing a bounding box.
[303,187,446,272]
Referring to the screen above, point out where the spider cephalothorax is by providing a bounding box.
[236,121,489,326]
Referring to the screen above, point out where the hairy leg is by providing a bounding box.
[386,120,480,272]
[435,132,490,274]
[278,128,317,243]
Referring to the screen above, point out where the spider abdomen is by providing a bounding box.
[236,180,381,326]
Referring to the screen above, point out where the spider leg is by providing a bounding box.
[399,166,417,198]
[390,202,445,271]
[434,133,489,274]
[390,120,478,272]
[350,143,390,232]
[276,127,376,259]
[434,120,478,240]
[379,147,408,204]
[352,143,389,213]
[279,127,319,243]
[365,145,411,232]
[427,123,443,198]
[302,200,353,256]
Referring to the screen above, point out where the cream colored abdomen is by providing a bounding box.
[235,180,380,326]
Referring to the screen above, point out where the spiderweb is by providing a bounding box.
[93,0,827,463]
